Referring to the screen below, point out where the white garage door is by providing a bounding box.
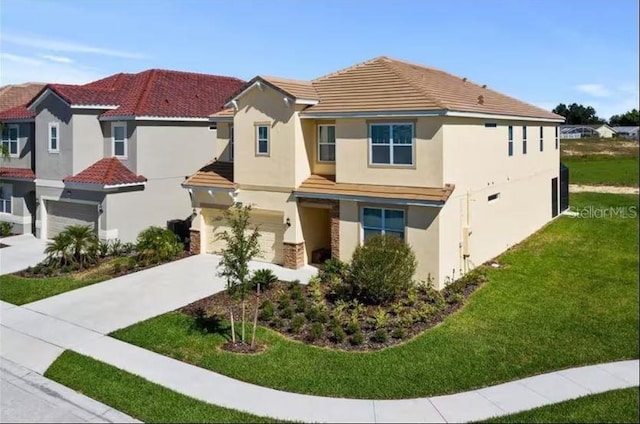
[203,208,285,264]
[47,201,99,239]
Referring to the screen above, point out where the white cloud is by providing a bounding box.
[2,33,148,59]
[0,53,105,85]
[41,54,74,64]
[574,83,611,98]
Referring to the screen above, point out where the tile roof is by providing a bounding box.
[31,70,245,119]
[0,167,36,180]
[210,108,235,119]
[230,56,561,120]
[0,83,46,112]
[0,105,35,120]
[183,161,235,189]
[261,76,319,101]
[294,174,455,204]
[63,157,147,186]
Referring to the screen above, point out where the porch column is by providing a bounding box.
[330,201,340,259]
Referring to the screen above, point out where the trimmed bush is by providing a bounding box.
[350,331,364,346]
[290,314,306,334]
[280,306,294,319]
[135,226,182,265]
[372,329,388,343]
[391,327,405,339]
[345,235,417,305]
[308,322,324,342]
[319,258,348,283]
[331,324,346,343]
[0,221,12,237]
[258,300,275,321]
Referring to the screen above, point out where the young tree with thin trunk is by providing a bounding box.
[216,204,261,344]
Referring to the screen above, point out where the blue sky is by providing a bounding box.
[1,0,638,118]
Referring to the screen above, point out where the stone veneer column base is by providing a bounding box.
[190,229,201,254]
[283,242,305,269]
[330,203,340,260]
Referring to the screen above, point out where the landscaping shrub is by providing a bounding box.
[135,226,182,265]
[44,225,99,269]
[0,221,12,237]
[391,327,405,339]
[417,303,437,322]
[308,322,324,342]
[306,307,328,323]
[350,331,364,346]
[319,258,348,283]
[280,306,294,319]
[277,295,291,310]
[331,324,346,343]
[372,307,389,329]
[345,235,417,305]
[346,321,360,335]
[295,298,308,313]
[250,269,277,291]
[372,329,388,343]
[258,300,275,321]
[290,314,306,334]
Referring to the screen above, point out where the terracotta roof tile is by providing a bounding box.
[261,76,319,101]
[183,161,234,189]
[63,158,146,186]
[0,105,34,120]
[209,108,234,118]
[0,167,36,180]
[295,174,454,204]
[30,70,245,119]
[0,83,46,112]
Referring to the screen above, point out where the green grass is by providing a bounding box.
[0,274,108,305]
[112,193,639,399]
[562,155,639,187]
[484,388,639,423]
[45,350,276,423]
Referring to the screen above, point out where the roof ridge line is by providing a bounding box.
[379,58,449,110]
[132,70,158,114]
[312,56,387,83]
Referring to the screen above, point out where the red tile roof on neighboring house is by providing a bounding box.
[0,167,36,180]
[0,83,46,112]
[63,157,147,186]
[30,70,245,120]
[0,105,35,120]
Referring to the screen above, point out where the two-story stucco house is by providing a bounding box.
[0,70,244,241]
[184,56,566,289]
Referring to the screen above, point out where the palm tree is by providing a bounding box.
[64,225,99,268]
[44,233,73,268]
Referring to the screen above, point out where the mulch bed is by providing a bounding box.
[179,271,487,352]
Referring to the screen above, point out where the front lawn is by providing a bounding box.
[563,155,639,187]
[484,388,639,423]
[0,274,109,305]
[45,350,275,423]
[112,193,639,399]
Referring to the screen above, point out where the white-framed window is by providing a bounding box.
[369,123,414,166]
[361,207,405,242]
[48,122,60,152]
[229,125,234,161]
[522,126,528,154]
[0,184,12,214]
[112,122,127,158]
[317,124,335,162]
[539,126,544,152]
[555,126,559,150]
[256,124,269,155]
[1,124,19,157]
[508,125,514,156]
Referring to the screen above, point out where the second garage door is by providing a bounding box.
[203,208,285,264]
[47,200,99,239]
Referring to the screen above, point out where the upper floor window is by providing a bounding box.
[539,126,544,152]
[362,207,405,241]
[229,125,234,161]
[0,184,12,214]
[555,126,559,150]
[112,123,127,158]
[369,123,414,166]
[48,123,59,152]
[317,124,336,162]
[508,125,513,156]
[255,124,269,156]
[1,125,18,157]
[522,126,528,154]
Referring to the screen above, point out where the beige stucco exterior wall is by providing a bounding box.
[215,122,232,161]
[302,119,336,176]
[72,111,104,175]
[299,206,331,263]
[334,117,444,187]
[438,118,560,285]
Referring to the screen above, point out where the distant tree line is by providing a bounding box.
[552,103,639,126]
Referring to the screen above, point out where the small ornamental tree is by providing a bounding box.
[216,204,261,344]
[346,234,417,305]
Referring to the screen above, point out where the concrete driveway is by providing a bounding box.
[0,234,47,275]
[20,254,317,334]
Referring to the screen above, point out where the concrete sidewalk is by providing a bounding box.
[1,357,138,423]
[0,234,47,275]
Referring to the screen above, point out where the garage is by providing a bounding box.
[203,208,285,264]
[46,200,99,239]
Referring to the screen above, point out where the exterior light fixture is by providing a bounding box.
[286,217,291,227]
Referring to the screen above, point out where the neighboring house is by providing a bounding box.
[0,83,46,112]
[612,126,639,140]
[559,124,616,139]
[184,56,565,289]
[0,70,244,241]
